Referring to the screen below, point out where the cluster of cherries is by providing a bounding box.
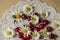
[12,13,31,21]
[14,27,32,40]
[13,12,57,40]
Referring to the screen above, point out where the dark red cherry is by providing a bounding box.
[29,22,34,28]
[34,27,39,31]
[18,32,23,38]
[42,20,50,25]
[25,35,31,39]
[47,26,53,32]
[21,14,27,20]
[14,27,20,32]
[29,22,34,31]
[18,35,23,38]
[27,16,31,21]
[49,33,56,39]
[22,38,27,40]
[39,24,45,29]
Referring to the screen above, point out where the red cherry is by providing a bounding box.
[18,35,23,38]
[18,32,23,38]
[14,27,20,32]
[22,38,27,40]
[19,32,23,35]
[22,37,30,40]
[42,20,50,25]
[27,16,31,21]
[49,33,55,39]
[39,24,45,29]
[25,35,31,39]
[29,22,34,28]
[29,22,34,31]
[22,14,27,20]
[47,26,53,32]
[34,27,39,31]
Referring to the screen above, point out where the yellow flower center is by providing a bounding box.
[54,23,59,28]
[25,7,31,12]
[16,14,21,19]
[33,33,38,38]
[7,31,12,36]
[22,29,28,34]
[41,12,46,17]
[42,30,47,35]
[32,17,36,22]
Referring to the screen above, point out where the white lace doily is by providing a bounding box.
[0,0,60,40]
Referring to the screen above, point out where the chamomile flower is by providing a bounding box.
[51,20,60,30]
[23,5,33,16]
[3,28,16,38]
[40,3,56,21]
[32,31,40,40]
[31,15,39,24]
[21,26,31,36]
[40,11,49,18]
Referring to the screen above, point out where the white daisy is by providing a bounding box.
[32,31,40,40]
[40,11,49,18]
[40,3,56,21]
[31,15,39,24]
[3,28,16,38]
[51,20,60,30]
[23,5,33,16]
[21,26,31,36]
